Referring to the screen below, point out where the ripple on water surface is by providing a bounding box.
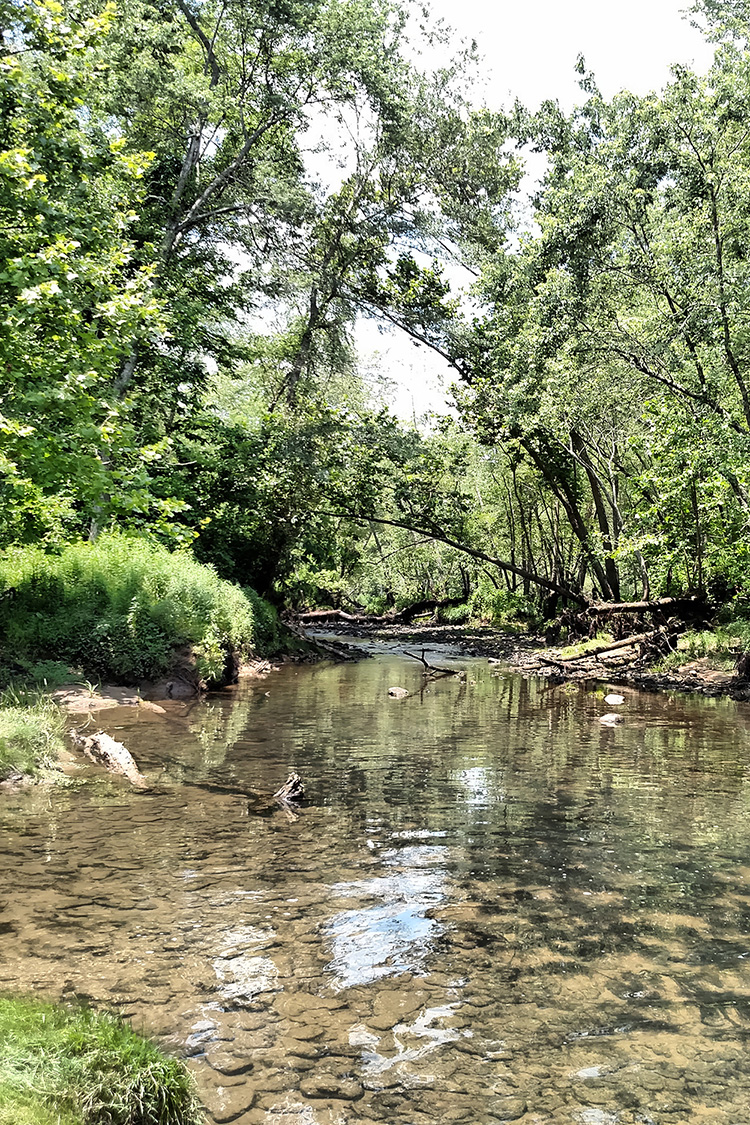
[3,654,750,1124]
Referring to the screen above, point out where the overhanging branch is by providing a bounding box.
[314,508,587,605]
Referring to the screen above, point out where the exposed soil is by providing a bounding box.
[315,621,750,702]
[51,658,276,715]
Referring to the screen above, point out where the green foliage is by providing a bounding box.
[0,995,203,1125]
[421,40,750,609]
[0,689,66,779]
[470,584,539,628]
[0,0,168,544]
[659,620,750,670]
[0,535,278,685]
[5,0,750,625]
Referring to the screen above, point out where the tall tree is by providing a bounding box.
[0,0,166,544]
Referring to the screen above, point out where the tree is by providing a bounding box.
[390,44,750,606]
[0,0,170,545]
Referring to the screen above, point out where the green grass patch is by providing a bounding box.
[658,622,750,672]
[0,690,66,780]
[0,996,203,1125]
[558,632,615,660]
[0,534,280,687]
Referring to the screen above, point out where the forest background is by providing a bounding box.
[3,0,750,685]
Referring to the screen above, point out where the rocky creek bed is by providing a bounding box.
[4,650,750,1124]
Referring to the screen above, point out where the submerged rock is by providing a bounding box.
[388,686,409,698]
[491,1097,527,1120]
[299,1072,363,1100]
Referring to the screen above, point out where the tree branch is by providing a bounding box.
[312,509,588,604]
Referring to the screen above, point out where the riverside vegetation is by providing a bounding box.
[0,534,281,780]
[4,0,750,1115]
[0,997,203,1125]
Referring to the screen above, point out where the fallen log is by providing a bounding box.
[297,609,365,624]
[297,595,468,627]
[559,630,662,663]
[71,730,149,788]
[586,596,703,615]
[597,646,640,663]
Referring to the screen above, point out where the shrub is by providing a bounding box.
[0,534,279,686]
[470,584,539,628]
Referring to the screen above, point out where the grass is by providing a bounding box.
[0,996,204,1125]
[0,534,280,687]
[658,622,750,672]
[558,632,615,660]
[0,689,66,780]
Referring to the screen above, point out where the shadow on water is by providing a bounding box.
[3,652,750,1123]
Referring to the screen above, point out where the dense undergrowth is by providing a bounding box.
[0,535,280,688]
[0,996,203,1125]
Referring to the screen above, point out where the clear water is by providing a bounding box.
[3,648,750,1124]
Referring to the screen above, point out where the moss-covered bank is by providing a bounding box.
[0,534,280,688]
[0,996,203,1125]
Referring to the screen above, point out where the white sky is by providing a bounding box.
[368,0,715,420]
[424,0,713,111]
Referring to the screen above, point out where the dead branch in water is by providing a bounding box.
[272,771,305,822]
[274,772,305,802]
[403,649,462,678]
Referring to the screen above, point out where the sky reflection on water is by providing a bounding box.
[324,867,448,989]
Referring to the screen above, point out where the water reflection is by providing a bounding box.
[3,656,750,1124]
[325,872,446,989]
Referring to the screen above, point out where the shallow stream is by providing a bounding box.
[3,646,750,1124]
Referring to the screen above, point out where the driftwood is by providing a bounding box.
[404,649,463,678]
[274,772,305,802]
[586,596,702,616]
[558,630,660,662]
[71,730,148,788]
[558,628,679,665]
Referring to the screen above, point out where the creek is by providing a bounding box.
[3,642,750,1124]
